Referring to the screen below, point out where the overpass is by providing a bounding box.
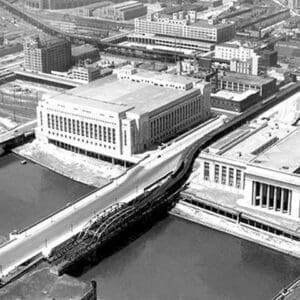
[15,70,81,89]
[0,120,37,153]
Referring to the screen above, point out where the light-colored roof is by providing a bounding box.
[212,89,258,102]
[218,123,296,163]
[45,73,201,116]
[71,44,98,57]
[220,72,275,86]
[127,33,215,48]
[251,129,300,175]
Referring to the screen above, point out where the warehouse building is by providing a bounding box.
[25,0,103,10]
[135,13,235,43]
[94,1,147,20]
[71,44,100,65]
[211,72,277,98]
[24,36,71,73]
[127,33,215,53]
[211,89,260,113]
[36,66,211,164]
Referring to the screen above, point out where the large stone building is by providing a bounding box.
[135,13,235,43]
[196,121,300,219]
[24,36,71,73]
[36,66,211,164]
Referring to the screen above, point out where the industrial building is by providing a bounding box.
[211,72,277,98]
[36,66,211,164]
[94,1,147,21]
[211,89,260,113]
[25,0,103,10]
[77,2,112,17]
[70,65,112,83]
[24,36,71,73]
[135,13,235,43]
[196,121,300,219]
[71,44,100,65]
[215,42,257,62]
[127,33,215,53]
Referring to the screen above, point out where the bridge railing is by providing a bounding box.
[15,152,151,236]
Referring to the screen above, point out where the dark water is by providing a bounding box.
[81,217,300,300]
[0,153,299,300]
[0,153,94,239]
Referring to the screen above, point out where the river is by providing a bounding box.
[0,153,94,241]
[0,153,299,299]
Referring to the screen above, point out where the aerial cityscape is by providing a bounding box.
[0,0,299,299]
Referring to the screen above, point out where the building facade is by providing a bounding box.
[36,67,211,164]
[127,33,215,53]
[135,14,235,43]
[196,122,300,219]
[94,1,147,20]
[211,72,277,98]
[215,42,256,62]
[25,0,102,10]
[71,44,100,65]
[24,36,71,73]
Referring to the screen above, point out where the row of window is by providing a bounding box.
[253,181,291,214]
[150,97,201,138]
[45,113,116,144]
[203,161,242,188]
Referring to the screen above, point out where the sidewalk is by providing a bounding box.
[14,140,126,187]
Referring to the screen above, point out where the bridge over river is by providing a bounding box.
[0,116,225,281]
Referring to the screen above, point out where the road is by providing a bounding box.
[0,116,224,278]
[0,120,36,144]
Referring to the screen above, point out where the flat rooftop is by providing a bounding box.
[128,33,215,48]
[212,89,258,102]
[45,72,201,116]
[251,129,300,175]
[71,44,98,57]
[220,72,275,86]
[192,19,234,29]
[207,120,297,164]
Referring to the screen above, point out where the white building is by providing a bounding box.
[135,14,235,43]
[215,42,257,62]
[196,121,300,219]
[70,65,112,83]
[36,66,211,165]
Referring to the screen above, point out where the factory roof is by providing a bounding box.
[45,72,201,116]
[79,1,111,9]
[192,19,234,29]
[128,33,215,48]
[220,72,276,86]
[71,44,98,57]
[211,89,258,102]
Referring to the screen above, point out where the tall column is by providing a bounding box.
[252,181,256,206]
[266,184,270,209]
[274,187,278,211]
[259,183,263,207]
[280,188,284,213]
[288,190,292,215]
